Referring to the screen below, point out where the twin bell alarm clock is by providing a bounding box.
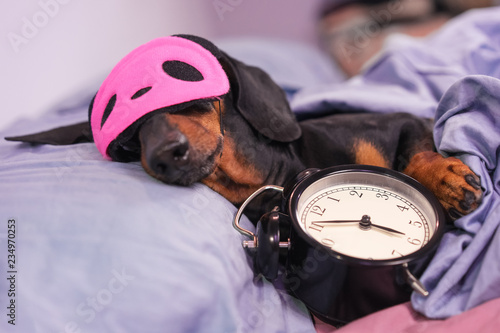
[233,165,446,324]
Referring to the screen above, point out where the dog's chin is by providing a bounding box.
[168,164,215,186]
[144,153,218,186]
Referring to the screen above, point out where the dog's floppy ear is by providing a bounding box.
[5,122,93,145]
[220,53,301,142]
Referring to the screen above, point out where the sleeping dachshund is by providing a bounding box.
[6,34,482,222]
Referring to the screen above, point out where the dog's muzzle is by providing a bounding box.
[146,132,190,179]
[139,115,193,184]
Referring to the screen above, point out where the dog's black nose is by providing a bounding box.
[148,134,190,175]
[139,113,193,182]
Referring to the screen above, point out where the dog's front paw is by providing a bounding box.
[404,152,483,219]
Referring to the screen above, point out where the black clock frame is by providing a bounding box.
[234,165,447,325]
[282,165,446,324]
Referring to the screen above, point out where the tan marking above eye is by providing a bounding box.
[166,105,222,153]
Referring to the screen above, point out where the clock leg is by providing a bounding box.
[402,263,429,296]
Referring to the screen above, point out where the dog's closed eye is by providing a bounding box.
[175,101,216,116]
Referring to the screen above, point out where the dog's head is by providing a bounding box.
[6,34,301,191]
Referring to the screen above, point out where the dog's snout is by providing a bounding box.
[154,137,189,170]
[147,134,190,177]
[139,113,192,182]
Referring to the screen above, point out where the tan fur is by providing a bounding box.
[353,139,390,168]
[146,101,264,203]
[166,103,222,157]
[404,151,481,213]
[202,137,264,204]
[140,101,225,184]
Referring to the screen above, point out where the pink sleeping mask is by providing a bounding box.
[89,35,230,160]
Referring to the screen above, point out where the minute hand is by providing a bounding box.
[312,220,406,236]
[312,220,360,224]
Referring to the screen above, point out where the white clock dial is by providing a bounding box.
[295,172,437,261]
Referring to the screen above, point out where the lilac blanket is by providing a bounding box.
[292,8,500,319]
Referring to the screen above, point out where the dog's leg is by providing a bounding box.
[403,151,482,218]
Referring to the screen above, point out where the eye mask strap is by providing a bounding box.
[218,99,224,136]
[217,98,224,159]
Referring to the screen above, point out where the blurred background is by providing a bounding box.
[0,0,323,131]
[1,0,497,131]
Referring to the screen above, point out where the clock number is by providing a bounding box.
[391,249,404,257]
[327,197,340,202]
[376,193,389,200]
[310,205,326,216]
[350,190,363,198]
[397,205,409,212]
[321,238,335,248]
[407,238,422,246]
[409,220,423,228]
[309,222,324,232]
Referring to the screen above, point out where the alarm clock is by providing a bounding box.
[233,165,446,325]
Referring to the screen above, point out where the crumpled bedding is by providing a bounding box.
[292,8,500,319]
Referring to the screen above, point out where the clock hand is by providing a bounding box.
[369,223,406,236]
[313,216,405,236]
[312,220,361,225]
[313,221,406,235]
[359,215,405,236]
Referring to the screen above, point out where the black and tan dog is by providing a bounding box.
[6,36,482,222]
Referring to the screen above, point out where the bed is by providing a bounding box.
[1,7,500,333]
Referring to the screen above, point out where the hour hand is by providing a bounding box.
[369,223,406,236]
[360,215,406,236]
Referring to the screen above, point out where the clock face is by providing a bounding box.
[293,169,440,262]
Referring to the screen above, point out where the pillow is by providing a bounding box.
[0,96,314,332]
